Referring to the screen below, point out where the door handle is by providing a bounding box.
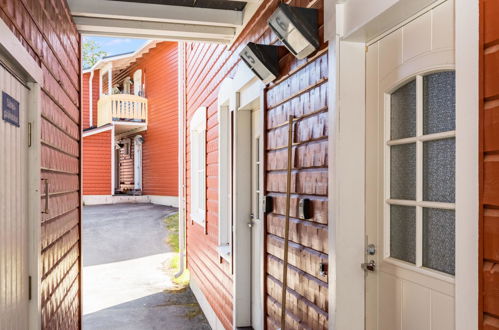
[361,260,376,272]
[42,179,49,214]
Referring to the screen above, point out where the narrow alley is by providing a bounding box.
[82,204,209,330]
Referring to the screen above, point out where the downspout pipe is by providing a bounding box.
[175,42,187,278]
[89,70,94,127]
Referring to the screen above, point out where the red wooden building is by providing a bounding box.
[0,0,496,329]
[82,41,179,206]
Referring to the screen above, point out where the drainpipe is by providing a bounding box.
[175,42,187,278]
[89,70,94,127]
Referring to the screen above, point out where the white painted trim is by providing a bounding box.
[68,0,243,27]
[82,195,179,206]
[325,2,337,329]
[75,17,235,44]
[342,0,443,42]
[190,275,225,330]
[82,124,113,137]
[0,19,43,84]
[333,40,366,330]
[89,70,94,127]
[133,135,143,191]
[0,17,43,330]
[454,0,479,328]
[189,107,207,226]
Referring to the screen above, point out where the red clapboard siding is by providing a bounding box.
[83,130,112,195]
[112,42,179,197]
[184,1,327,329]
[0,0,82,328]
[482,0,499,328]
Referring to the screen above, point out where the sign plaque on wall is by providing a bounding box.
[2,91,20,127]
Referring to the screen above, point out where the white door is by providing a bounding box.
[0,63,30,329]
[251,107,264,330]
[365,2,456,330]
[133,70,142,96]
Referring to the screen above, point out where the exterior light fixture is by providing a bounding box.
[268,3,319,60]
[239,42,280,84]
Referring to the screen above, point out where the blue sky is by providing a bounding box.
[83,36,148,57]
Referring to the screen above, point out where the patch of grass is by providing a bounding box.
[164,213,179,252]
[163,213,190,287]
[167,253,190,287]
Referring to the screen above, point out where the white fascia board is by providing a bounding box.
[75,17,235,43]
[83,125,113,137]
[68,0,243,27]
[342,0,439,41]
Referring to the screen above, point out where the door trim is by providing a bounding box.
[0,18,43,330]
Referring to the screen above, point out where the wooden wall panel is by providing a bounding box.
[0,0,82,328]
[482,0,499,328]
[83,131,112,195]
[184,1,327,328]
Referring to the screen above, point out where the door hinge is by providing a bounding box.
[28,276,32,300]
[28,122,32,147]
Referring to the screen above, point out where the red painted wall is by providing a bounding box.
[0,0,82,328]
[183,1,328,329]
[83,42,179,197]
[83,130,112,195]
[82,70,100,129]
[126,42,179,197]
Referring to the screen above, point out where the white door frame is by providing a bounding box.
[0,18,43,330]
[134,134,143,191]
[229,63,265,328]
[325,0,478,329]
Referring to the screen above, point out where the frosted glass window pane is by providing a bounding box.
[390,205,416,264]
[423,138,455,203]
[391,143,416,200]
[423,71,456,134]
[423,208,455,275]
[391,79,416,140]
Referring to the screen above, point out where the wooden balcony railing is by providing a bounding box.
[97,94,148,127]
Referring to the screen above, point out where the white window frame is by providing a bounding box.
[218,103,232,260]
[133,69,143,96]
[384,72,456,280]
[190,107,207,226]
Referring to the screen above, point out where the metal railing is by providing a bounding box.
[97,94,148,127]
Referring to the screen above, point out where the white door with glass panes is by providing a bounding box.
[365,2,455,329]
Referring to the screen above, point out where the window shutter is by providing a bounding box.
[190,107,207,225]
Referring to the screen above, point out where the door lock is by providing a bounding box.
[361,260,376,272]
[366,243,376,255]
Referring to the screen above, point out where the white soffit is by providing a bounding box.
[68,0,263,43]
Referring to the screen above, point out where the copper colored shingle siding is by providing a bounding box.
[482,0,499,328]
[0,0,82,328]
[184,1,327,328]
[83,130,112,195]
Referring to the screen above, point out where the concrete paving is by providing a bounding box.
[82,203,210,330]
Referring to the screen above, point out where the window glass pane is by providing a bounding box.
[390,205,416,264]
[423,138,455,203]
[390,143,416,200]
[423,71,455,134]
[423,208,455,275]
[391,79,416,140]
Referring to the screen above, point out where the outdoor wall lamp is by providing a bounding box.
[268,3,319,60]
[239,42,280,84]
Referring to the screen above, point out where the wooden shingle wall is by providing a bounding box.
[184,1,328,329]
[0,0,82,328]
[482,0,499,328]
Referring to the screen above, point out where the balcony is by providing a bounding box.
[97,94,148,130]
